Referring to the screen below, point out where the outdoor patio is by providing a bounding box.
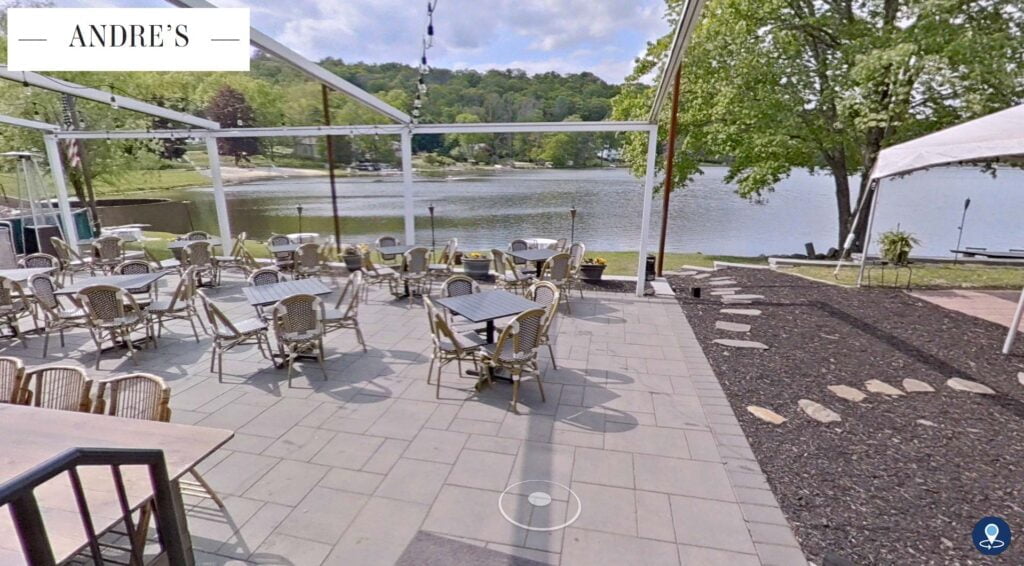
[0,268,803,566]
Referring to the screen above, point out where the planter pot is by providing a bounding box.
[342,254,363,271]
[580,264,607,282]
[463,258,491,280]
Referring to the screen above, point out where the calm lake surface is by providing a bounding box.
[160,166,1024,256]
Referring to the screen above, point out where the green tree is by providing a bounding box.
[206,86,260,156]
[615,0,1024,247]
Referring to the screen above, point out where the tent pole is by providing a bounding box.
[656,66,682,277]
[401,130,415,244]
[855,181,882,287]
[322,85,343,254]
[1002,286,1024,354]
[204,136,232,243]
[834,178,877,276]
[42,135,78,247]
[636,127,659,297]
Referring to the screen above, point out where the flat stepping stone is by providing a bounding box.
[693,273,711,279]
[864,379,905,396]
[721,308,762,316]
[716,321,751,332]
[677,270,699,276]
[916,419,937,427]
[713,338,768,350]
[946,378,995,395]
[902,379,935,393]
[710,280,738,286]
[711,290,736,296]
[725,294,764,301]
[747,406,787,424]
[798,399,841,423]
[828,385,866,402]
[709,276,733,281]
[722,299,752,304]
[1018,372,1024,386]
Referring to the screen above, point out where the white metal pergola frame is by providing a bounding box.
[0,0,703,296]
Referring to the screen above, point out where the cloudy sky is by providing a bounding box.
[54,0,671,83]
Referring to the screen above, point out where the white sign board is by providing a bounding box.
[6,8,250,71]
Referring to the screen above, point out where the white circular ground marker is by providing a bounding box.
[499,480,582,532]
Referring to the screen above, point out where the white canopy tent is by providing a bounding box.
[848,103,1024,353]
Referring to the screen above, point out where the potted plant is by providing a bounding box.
[878,229,919,265]
[462,252,491,280]
[579,257,608,282]
[342,243,367,271]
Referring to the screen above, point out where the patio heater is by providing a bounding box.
[953,197,971,265]
[569,205,577,244]
[296,204,304,234]
[428,203,436,256]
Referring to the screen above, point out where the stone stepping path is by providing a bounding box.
[864,379,905,396]
[902,379,935,393]
[693,273,711,279]
[711,290,737,296]
[713,338,768,350]
[721,308,762,316]
[747,405,787,424]
[798,399,841,423]
[710,280,738,286]
[828,385,866,402]
[946,378,995,395]
[716,321,751,332]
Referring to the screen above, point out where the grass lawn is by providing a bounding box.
[788,264,1024,289]
[585,251,766,275]
[93,170,209,195]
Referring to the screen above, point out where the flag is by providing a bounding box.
[59,94,83,169]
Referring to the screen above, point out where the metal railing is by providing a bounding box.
[0,447,188,566]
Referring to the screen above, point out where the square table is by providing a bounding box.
[56,272,168,296]
[378,245,413,257]
[268,243,301,255]
[242,278,333,307]
[436,289,541,344]
[0,267,55,282]
[508,248,559,273]
[167,238,221,250]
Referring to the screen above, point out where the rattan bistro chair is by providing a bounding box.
[182,241,217,287]
[51,236,95,284]
[268,234,295,271]
[424,297,483,399]
[29,274,89,357]
[361,251,399,300]
[144,248,181,273]
[567,242,586,299]
[323,271,367,352]
[93,372,225,509]
[92,235,127,274]
[184,231,211,241]
[0,356,25,404]
[428,238,458,279]
[553,238,568,252]
[21,252,60,270]
[18,365,93,412]
[527,281,561,370]
[272,294,328,387]
[402,247,432,305]
[481,308,547,414]
[441,274,480,298]
[197,291,270,383]
[0,276,36,346]
[508,239,536,275]
[148,267,206,343]
[492,249,532,295]
[115,259,159,308]
[542,252,573,313]
[293,242,325,279]
[376,236,401,266]
[76,284,153,369]
[214,231,250,283]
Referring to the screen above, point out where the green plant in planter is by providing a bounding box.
[878,229,920,265]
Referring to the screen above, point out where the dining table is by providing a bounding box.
[435,289,540,344]
[242,278,333,308]
[55,272,168,296]
[507,248,559,274]
[0,267,55,283]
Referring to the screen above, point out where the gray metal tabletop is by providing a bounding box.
[268,243,301,254]
[435,290,540,324]
[378,245,413,256]
[167,238,221,250]
[0,267,55,282]
[242,278,333,307]
[508,248,559,262]
[56,272,168,295]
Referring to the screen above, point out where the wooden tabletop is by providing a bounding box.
[242,278,333,307]
[0,267,55,282]
[0,404,232,564]
[56,272,169,296]
[167,238,221,250]
[508,248,558,262]
[435,289,540,323]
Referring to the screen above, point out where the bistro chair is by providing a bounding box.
[93,372,225,510]
[249,267,284,321]
[197,291,270,383]
[115,259,159,308]
[20,252,60,271]
[376,235,401,266]
[553,238,568,252]
[268,234,295,271]
[182,241,217,287]
[323,270,367,352]
[567,242,587,297]
[144,248,181,273]
[0,276,35,346]
[148,267,206,343]
[480,307,547,414]
[361,251,399,301]
[542,252,574,313]
[183,231,211,241]
[508,239,536,275]
[428,238,458,279]
[76,284,153,369]
[402,246,432,305]
[293,242,325,279]
[492,249,532,295]
[18,365,93,412]
[0,356,25,404]
[424,297,484,399]
[441,274,480,298]
[29,273,89,357]
[527,281,561,370]
[214,231,250,283]
[51,237,95,284]
[0,222,17,269]
[272,294,328,387]
[92,235,127,274]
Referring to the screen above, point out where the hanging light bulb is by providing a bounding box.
[413,97,423,109]
[411,108,422,120]
[237,118,244,126]
[418,78,428,95]
[109,94,119,110]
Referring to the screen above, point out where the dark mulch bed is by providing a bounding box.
[668,268,1024,565]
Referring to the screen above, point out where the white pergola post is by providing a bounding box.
[42,135,79,248]
[856,182,882,286]
[401,130,415,244]
[635,127,659,297]
[204,136,232,243]
[1002,288,1024,354]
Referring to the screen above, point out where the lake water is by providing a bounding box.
[159,166,1024,256]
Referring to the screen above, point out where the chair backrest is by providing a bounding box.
[377,236,399,260]
[405,247,430,274]
[444,238,459,267]
[92,236,124,262]
[492,308,545,363]
[568,242,586,272]
[0,276,27,308]
[229,232,248,257]
[527,281,560,335]
[183,241,213,268]
[545,253,572,282]
[50,237,75,266]
[21,253,58,270]
[269,234,291,246]
[77,284,134,323]
[509,239,529,265]
[185,231,211,241]
[272,294,324,338]
[491,249,508,276]
[20,366,92,412]
[93,373,171,422]
[294,242,322,270]
[441,275,479,298]
[554,238,568,252]
[197,291,242,337]
[249,267,282,287]
[334,271,363,318]
[115,259,151,276]
[0,222,17,269]
[162,266,198,311]
[28,273,61,313]
[0,356,25,404]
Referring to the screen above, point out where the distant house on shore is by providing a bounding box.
[293,137,320,159]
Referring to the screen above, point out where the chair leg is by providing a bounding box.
[547,343,558,370]
[426,353,435,384]
[286,348,295,388]
[510,378,521,415]
[355,324,367,352]
[535,372,546,402]
[92,330,104,369]
[188,316,200,343]
[42,328,50,358]
[188,469,225,509]
[318,340,328,381]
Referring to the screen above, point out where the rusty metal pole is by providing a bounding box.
[656,66,682,277]
[322,85,342,254]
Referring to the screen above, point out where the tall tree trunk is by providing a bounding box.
[849,126,886,250]
[826,152,853,248]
